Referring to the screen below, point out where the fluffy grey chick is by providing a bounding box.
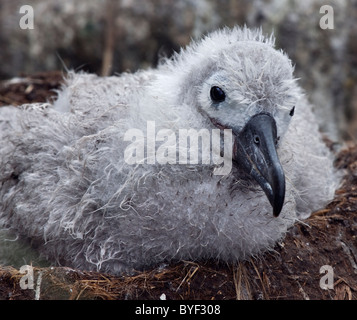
[0,27,339,274]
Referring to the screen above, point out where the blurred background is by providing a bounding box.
[0,0,356,140]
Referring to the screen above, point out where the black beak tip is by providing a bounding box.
[273,204,283,217]
[272,191,285,217]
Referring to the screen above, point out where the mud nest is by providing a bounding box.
[0,72,356,300]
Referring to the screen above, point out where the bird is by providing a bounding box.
[0,26,339,275]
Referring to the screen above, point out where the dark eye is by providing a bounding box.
[210,86,226,103]
[289,106,295,117]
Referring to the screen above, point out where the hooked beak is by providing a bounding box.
[233,113,285,217]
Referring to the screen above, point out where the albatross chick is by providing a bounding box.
[0,27,339,274]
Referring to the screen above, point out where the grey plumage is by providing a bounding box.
[0,27,339,274]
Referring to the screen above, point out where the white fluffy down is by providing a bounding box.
[0,27,339,274]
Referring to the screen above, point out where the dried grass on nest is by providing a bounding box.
[0,261,236,300]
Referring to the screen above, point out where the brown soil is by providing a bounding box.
[0,71,356,300]
[0,71,64,107]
